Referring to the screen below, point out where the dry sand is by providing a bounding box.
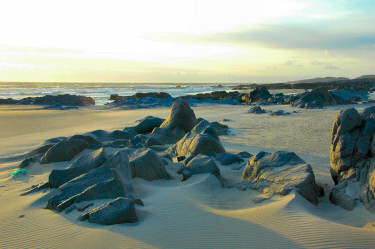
[1,103,375,248]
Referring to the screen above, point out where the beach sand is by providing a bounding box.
[1,103,375,248]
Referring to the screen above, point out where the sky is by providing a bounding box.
[0,0,374,83]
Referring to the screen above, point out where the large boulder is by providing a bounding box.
[129,148,170,181]
[80,197,138,225]
[160,100,197,132]
[47,165,124,211]
[239,151,320,205]
[191,119,219,139]
[330,107,375,211]
[132,116,165,134]
[293,87,350,109]
[166,132,225,157]
[109,150,135,199]
[40,139,88,164]
[49,148,107,188]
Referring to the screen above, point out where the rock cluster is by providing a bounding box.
[329,106,375,211]
[293,87,350,109]
[0,94,95,106]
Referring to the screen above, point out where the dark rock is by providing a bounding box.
[191,119,219,139]
[20,182,50,196]
[160,100,197,132]
[129,149,170,181]
[242,87,272,104]
[237,151,253,158]
[149,127,178,144]
[182,154,221,180]
[132,116,165,134]
[293,87,351,109]
[248,106,266,114]
[109,150,135,199]
[84,129,130,142]
[240,151,320,205]
[211,122,230,136]
[216,153,244,165]
[167,132,225,157]
[20,94,95,106]
[40,139,88,164]
[49,148,107,188]
[75,202,94,212]
[18,154,43,168]
[330,106,375,212]
[80,197,138,225]
[68,135,102,149]
[271,110,291,116]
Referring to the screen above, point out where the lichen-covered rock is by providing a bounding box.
[160,100,197,132]
[129,148,170,181]
[40,139,88,164]
[330,106,375,211]
[166,132,225,157]
[239,151,320,205]
[80,197,138,225]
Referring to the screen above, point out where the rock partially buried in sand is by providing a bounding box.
[248,106,266,114]
[131,116,165,134]
[40,139,88,164]
[191,119,219,139]
[79,197,138,225]
[49,148,107,188]
[329,106,375,211]
[129,148,170,181]
[166,132,225,157]
[160,100,197,132]
[216,153,244,165]
[239,151,320,205]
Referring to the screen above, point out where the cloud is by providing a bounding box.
[310,59,339,70]
[150,23,375,51]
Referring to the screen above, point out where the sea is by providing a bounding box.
[0,82,237,106]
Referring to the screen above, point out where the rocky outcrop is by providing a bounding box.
[242,87,272,104]
[0,94,95,106]
[191,119,219,139]
[216,153,244,165]
[293,87,350,109]
[131,116,165,134]
[79,197,138,225]
[40,139,88,164]
[160,100,197,132]
[329,106,375,211]
[238,151,321,205]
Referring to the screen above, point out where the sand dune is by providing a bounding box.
[1,104,375,248]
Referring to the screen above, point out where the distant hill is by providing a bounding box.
[356,75,375,79]
[288,77,349,84]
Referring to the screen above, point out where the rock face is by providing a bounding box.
[129,149,170,181]
[80,197,138,225]
[293,87,350,109]
[330,106,375,211]
[160,100,197,132]
[180,154,222,182]
[239,151,320,205]
[191,119,219,139]
[40,139,88,164]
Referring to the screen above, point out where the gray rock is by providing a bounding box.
[47,165,124,212]
[129,148,170,181]
[80,197,138,225]
[182,154,220,179]
[293,87,351,109]
[160,100,197,132]
[20,182,50,196]
[211,122,230,136]
[68,135,102,149]
[149,127,178,144]
[40,139,88,164]
[84,130,130,142]
[248,106,266,114]
[145,137,164,146]
[132,116,165,134]
[75,202,94,212]
[110,150,135,199]
[240,151,320,205]
[49,148,107,188]
[191,119,219,139]
[216,153,244,165]
[271,110,290,116]
[237,151,253,158]
[18,153,43,168]
[330,107,375,212]
[166,132,225,157]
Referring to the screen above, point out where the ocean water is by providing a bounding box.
[0,82,236,105]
